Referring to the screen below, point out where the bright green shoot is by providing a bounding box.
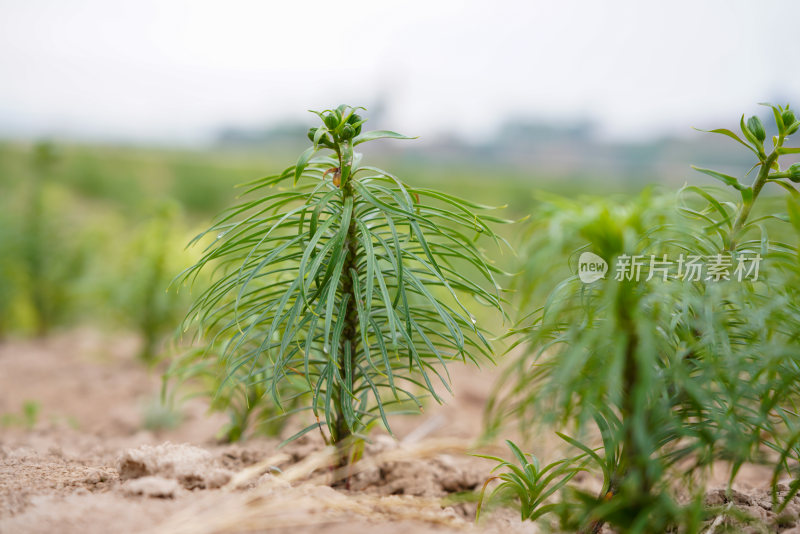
[476,440,587,523]
[178,105,507,461]
[691,102,800,251]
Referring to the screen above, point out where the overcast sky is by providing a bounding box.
[1,0,799,144]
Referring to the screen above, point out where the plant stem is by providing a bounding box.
[26,163,48,336]
[331,157,360,467]
[140,235,167,364]
[618,308,653,496]
[729,150,778,251]
[586,290,647,534]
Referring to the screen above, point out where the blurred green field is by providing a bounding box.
[1,140,789,356]
[0,141,564,352]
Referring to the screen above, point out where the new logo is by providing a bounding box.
[578,252,608,283]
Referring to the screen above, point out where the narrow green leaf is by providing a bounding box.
[294,146,316,185]
[695,127,758,156]
[691,166,744,190]
[353,130,417,146]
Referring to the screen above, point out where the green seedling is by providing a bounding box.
[177,105,507,463]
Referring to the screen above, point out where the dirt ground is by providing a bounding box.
[1,329,798,534]
[0,329,533,534]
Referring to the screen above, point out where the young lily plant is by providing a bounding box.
[177,105,507,463]
[485,103,800,533]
